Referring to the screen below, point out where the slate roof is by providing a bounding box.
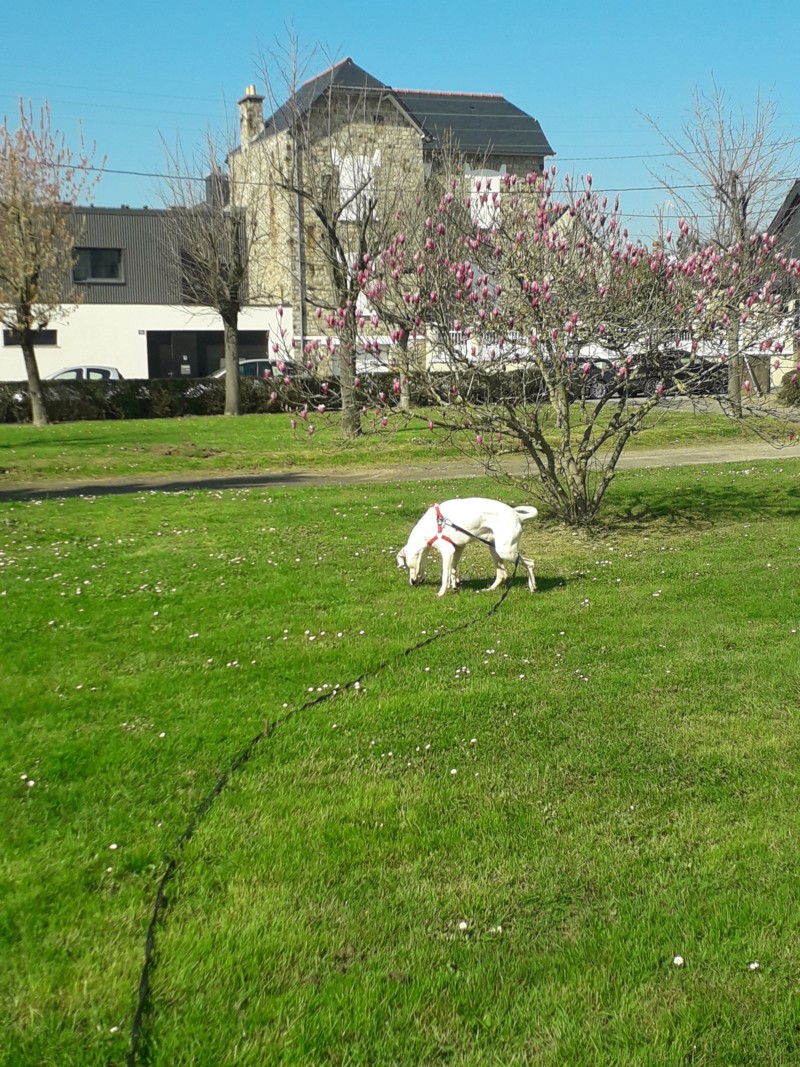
[396,90,554,159]
[263,59,398,137]
[260,58,554,160]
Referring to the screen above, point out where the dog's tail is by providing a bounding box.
[514,505,539,523]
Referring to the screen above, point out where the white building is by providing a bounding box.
[1,207,280,381]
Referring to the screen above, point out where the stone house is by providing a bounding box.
[228,59,554,367]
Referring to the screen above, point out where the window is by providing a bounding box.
[333,150,380,222]
[73,248,123,283]
[3,328,58,346]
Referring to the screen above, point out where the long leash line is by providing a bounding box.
[126,564,520,1066]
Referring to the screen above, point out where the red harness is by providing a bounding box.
[427,503,456,548]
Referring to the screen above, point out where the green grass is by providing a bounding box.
[2,458,799,1064]
[0,405,781,486]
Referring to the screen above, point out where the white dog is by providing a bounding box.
[396,497,538,597]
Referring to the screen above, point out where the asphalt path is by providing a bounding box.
[0,441,794,503]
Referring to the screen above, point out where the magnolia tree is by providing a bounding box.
[677,223,800,415]
[362,168,737,524]
[271,166,799,525]
[0,101,101,426]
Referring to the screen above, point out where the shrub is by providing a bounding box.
[0,378,334,423]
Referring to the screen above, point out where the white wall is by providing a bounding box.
[0,304,285,381]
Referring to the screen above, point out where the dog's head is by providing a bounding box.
[397,545,426,586]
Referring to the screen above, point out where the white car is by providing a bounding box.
[44,366,124,380]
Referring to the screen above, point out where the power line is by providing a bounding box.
[84,161,800,200]
[5,87,800,166]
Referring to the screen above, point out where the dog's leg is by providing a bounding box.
[438,544,455,597]
[449,544,466,589]
[519,554,537,592]
[486,547,508,591]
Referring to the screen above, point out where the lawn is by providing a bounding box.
[2,458,799,1065]
[0,404,782,486]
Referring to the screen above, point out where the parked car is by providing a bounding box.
[210,358,304,380]
[624,352,728,398]
[581,357,617,399]
[44,366,124,380]
[11,364,125,405]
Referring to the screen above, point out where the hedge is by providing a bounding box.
[0,377,336,424]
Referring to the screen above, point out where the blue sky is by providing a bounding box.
[3,0,799,241]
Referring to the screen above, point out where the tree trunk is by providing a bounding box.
[339,312,361,439]
[727,325,743,418]
[397,333,411,411]
[223,317,241,416]
[21,335,49,427]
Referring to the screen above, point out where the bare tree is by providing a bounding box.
[161,126,269,416]
[647,84,798,414]
[0,101,101,426]
[237,43,427,438]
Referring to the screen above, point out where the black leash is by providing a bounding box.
[126,574,521,1065]
[437,511,526,586]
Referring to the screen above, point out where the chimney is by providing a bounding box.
[238,85,265,146]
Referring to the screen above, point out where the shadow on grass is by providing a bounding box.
[602,466,800,532]
[455,573,567,595]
